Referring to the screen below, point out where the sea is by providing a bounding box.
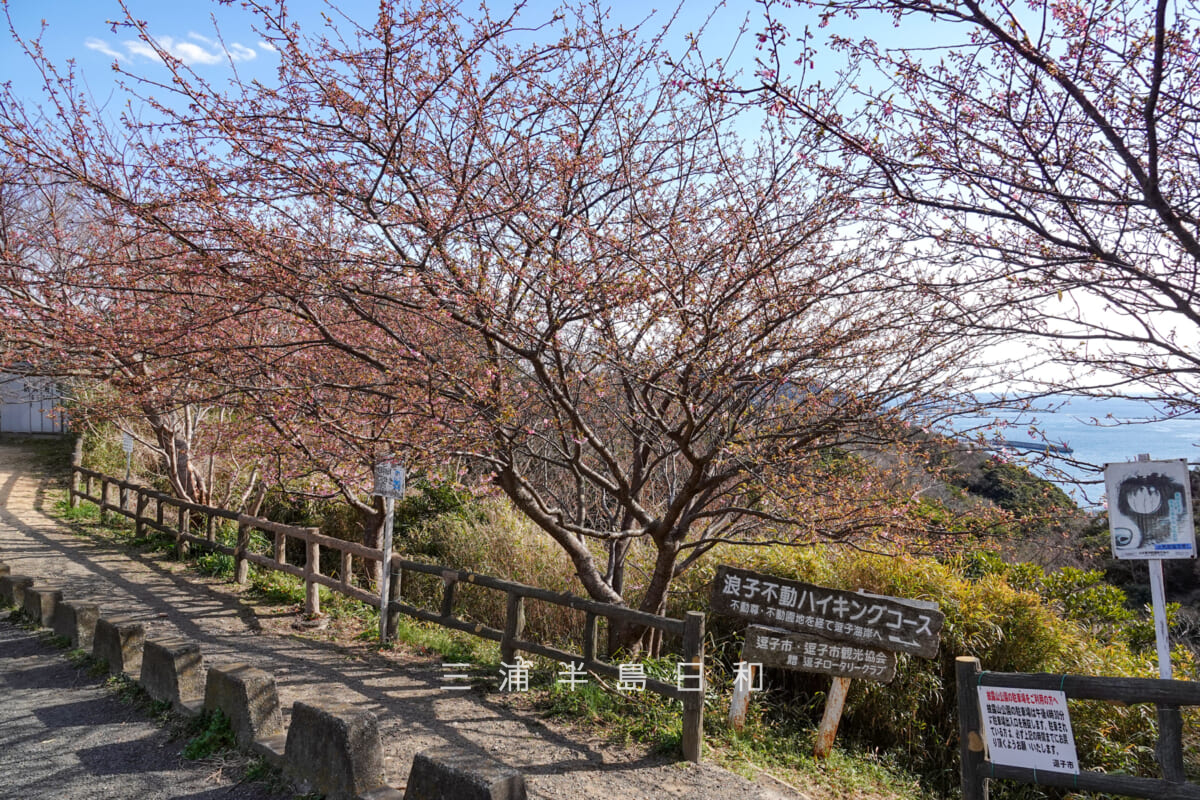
[944,395,1200,508]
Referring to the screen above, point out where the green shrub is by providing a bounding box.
[80,422,131,478]
[668,545,1192,797]
[964,459,1076,517]
[248,569,308,606]
[401,499,580,646]
[183,709,236,759]
[195,550,235,578]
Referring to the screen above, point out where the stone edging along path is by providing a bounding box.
[2,565,529,800]
[0,444,804,800]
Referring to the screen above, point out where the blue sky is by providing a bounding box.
[2,0,781,109]
[4,0,275,95]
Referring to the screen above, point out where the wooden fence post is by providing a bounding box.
[681,610,706,764]
[177,505,189,558]
[274,530,286,567]
[956,656,988,800]
[385,562,402,641]
[69,467,79,509]
[69,439,83,508]
[235,522,250,585]
[440,570,457,619]
[135,490,148,538]
[583,613,599,662]
[501,591,525,664]
[304,530,320,616]
[206,513,216,544]
[1156,705,1186,782]
[340,550,352,593]
[99,478,110,523]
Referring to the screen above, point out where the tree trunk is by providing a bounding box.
[614,540,680,657]
[359,497,386,588]
[144,408,206,504]
[605,537,633,655]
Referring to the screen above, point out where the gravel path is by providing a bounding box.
[0,443,804,800]
[0,619,281,800]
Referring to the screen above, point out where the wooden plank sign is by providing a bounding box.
[711,565,944,659]
[742,625,897,683]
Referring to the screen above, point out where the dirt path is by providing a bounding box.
[0,443,804,800]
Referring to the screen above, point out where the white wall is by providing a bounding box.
[0,374,65,434]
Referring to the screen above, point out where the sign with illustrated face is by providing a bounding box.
[711,565,944,658]
[741,625,897,683]
[977,686,1079,774]
[1105,459,1196,560]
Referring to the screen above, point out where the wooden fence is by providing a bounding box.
[69,465,707,761]
[957,655,1200,799]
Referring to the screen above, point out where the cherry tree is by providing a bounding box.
[1,0,993,648]
[0,166,265,505]
[744,0,1200,417]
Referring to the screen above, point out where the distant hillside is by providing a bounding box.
[853,429,1078,519]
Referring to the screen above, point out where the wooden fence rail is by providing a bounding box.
[957,656,1200,799]
[69,465,707,761]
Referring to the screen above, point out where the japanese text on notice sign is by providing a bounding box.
[711,565,944,658]
[977,687,1079,774]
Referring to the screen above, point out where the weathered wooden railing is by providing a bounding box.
[69,465,707,761]
[957,656,1200,799]
[383,560,706,761]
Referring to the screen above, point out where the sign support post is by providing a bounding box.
[728,644,756,731]
[378,495,395,645]
[814,677,852,759]
[373,461,405,646]
[1148,558,1172,679]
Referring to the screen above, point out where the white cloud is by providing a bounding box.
[167,39,224,65]
[84,38,126,61]
[124,40,164,64]
[86,31,262,67]
[258,41,277,53]
[228,43,257,61]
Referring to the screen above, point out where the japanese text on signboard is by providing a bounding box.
[711,565,944,658]
[741,625,897,683]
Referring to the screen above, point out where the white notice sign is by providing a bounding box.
[122,432,134,454]
[373,463,406,499]
[977,687,1079,774]
[1105,459,1196,560]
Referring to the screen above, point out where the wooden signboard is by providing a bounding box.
[711,565,945,658]
[742,625,897,683]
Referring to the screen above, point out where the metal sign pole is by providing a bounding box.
[1135,453,1173,679]
[378,495,395,645]
[1149,559,1172,679]
[122,431,133,483]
